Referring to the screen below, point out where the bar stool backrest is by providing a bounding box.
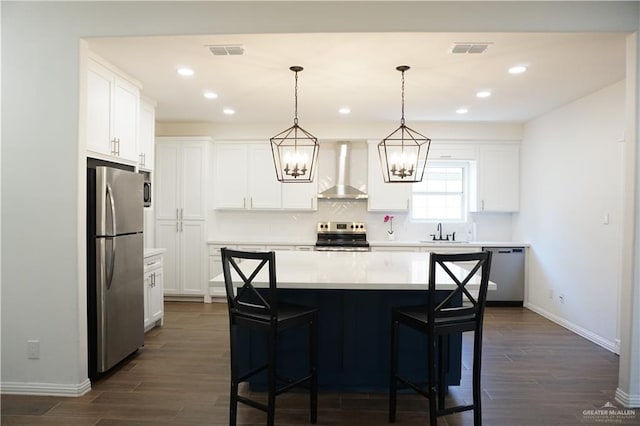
[221,248,279,320]
[428,251,493,327]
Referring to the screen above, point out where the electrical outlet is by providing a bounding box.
[27,340,40,359]
[559,294,566,304]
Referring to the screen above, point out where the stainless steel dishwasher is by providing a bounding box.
[483,247,525,307]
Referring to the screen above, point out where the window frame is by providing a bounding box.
[410,161,470,223]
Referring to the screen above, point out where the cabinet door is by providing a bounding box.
[138,100,155,170]
[143,270,152,327]
[86,59,113,155]
[248,144,282,209]
[282,181,317,210]
[155,143,180,220]
[367,143,411,211]
[181,143,207,220]
[476,145,519,212]
[156,220,180,295]
[180,221,206,295]
[149,268,164,323]
[214,144,248,209]
[113,77,139,162]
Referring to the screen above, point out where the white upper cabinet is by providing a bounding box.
[427,142,477,162]
[155,137,210,221]
[86,55,140,164]
[214,142,317,211]
[138,98,156,170]
[248,144,282,209]
[473,144,520,212]
[367,142,411,212]
[214,143,249,209]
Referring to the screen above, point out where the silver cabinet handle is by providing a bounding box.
[176,221,179,232]
[250,197,253,209]
[176,208,179,220]
[482,200,485,211]
[180,221,183,232]
[111,138,117,155]
[243,197,246,209]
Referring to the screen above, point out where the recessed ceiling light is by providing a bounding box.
[177,67,194,77]
[456,108,469,114]
[476,91,491,98]
[508,65,528,74]
[338,107,351,115]
[223,108,235,115]
[203,91,218,99]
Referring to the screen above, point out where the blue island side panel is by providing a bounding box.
[238,289,462,392]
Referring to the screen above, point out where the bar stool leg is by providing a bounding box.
[389,317,399,423]
[472,329,483,426]
[309,314,318,424]
[228,324,238,426]
[428,334,438,426]
[267,328,277,426]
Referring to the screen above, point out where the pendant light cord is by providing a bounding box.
[400,68,405,126]
[294,70,299,126]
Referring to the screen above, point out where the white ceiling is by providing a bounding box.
[87,31,626,125]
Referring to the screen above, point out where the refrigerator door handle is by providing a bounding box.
[106,184,117,289]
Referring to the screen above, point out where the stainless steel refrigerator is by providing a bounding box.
[87,165,144,379]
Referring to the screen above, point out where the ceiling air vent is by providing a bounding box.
[208,44,245,56]
[450,42,492,54]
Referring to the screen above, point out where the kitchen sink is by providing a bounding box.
[418,240,469,244]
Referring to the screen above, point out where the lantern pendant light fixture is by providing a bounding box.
[270,66,319,183]
[378,65,431,183]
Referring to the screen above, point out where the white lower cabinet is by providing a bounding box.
[143,253,164,331]
[157,220,206,297]
[207,244,229,302]
[205,243,315,303]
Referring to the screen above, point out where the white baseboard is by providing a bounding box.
[616,387,640,408]
[1,378,91,397]
[524,302,618,354]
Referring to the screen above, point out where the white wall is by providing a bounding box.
[2,0,638,396]
[514,80,626,351]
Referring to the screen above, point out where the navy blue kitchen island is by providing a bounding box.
[211,251,491,392]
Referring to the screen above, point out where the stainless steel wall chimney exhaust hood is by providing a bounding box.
[317,141,368,200]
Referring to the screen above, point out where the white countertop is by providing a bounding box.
[208,240,528,248]
[210,250,495,291]
[144,248,166,258]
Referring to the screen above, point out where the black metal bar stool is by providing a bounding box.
[221,248,318,426]
[389,251,492,426]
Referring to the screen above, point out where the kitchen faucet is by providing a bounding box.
[429,222,455,241]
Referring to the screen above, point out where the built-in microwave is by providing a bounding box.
[140,171,151,207]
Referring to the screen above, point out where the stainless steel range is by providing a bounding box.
[314,221,370,251]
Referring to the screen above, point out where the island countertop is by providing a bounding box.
[210,250,495,291]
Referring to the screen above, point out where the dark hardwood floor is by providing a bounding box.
[1,303,625,425]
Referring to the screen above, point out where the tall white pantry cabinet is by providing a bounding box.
[155,137,211,297]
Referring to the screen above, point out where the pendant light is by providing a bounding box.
[271,66,319,183]
[378,65,431,183]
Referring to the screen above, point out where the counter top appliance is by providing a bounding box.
[315,221,370,251]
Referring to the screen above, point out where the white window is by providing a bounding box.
[412,162,468,222]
